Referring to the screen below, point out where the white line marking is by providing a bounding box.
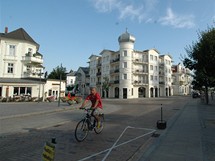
[102,126,130,161]
[77,126,156,161]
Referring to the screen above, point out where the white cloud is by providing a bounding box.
[92,0,119,13]
[159,8,195,29]
[90,0,158,23]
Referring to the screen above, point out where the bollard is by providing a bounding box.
[156,104,167,129]
[42,138,56,161]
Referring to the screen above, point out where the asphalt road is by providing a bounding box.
[0,96,191,161]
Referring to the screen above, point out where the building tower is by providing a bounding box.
[118,29,135,99]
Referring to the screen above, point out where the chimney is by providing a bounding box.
[5,27,8,34]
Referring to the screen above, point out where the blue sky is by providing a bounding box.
[1,0,215,73]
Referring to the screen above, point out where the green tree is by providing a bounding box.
[102,76,110,98]
[48,65,67,80]
[183,26,215,104]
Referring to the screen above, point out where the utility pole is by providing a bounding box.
[58,63,62,107]
[38,69,41,103]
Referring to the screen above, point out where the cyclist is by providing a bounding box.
[80,87,103,128]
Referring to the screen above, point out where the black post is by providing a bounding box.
[161,104,163,121]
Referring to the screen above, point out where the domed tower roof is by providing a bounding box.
[118,29,135,43]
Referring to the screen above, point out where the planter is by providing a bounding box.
[67,100,76,105]
[157,120,167,129]
[47,96,55,102]
[60,97,67,102]
[75,97,82,104]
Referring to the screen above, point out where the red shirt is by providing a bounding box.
[86,93,102,109]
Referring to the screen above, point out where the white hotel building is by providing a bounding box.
[0,27,65,100]
[87,31,173,99]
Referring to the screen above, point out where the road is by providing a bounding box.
[0,96,191,161]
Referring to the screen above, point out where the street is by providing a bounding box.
[0,96,190,161]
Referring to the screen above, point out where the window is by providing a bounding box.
[155,76,158,81]
[150,55,153,61]
[13,87,19,95]
[155,56,158,61]
[7,63,14,73]
[123,62,127,68]
[28,48,32,54]
[48,90,52,96]
[123,50,127,57]
[150,75,153,80]
[70,79,73,84]
[150,65,153,70]
[123,74,127,79]
[155,66,158,71]
[132,88,133,95]
[9,45,16,56]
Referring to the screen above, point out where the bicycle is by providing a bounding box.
[75,107,104,142]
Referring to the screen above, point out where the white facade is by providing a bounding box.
[159,55,173,96]
[66,71,76,86]
[172,63,192,95]
[86,31,173,98]
[0,28,45,98]
[75,67,90,96]
[44,79,66,100]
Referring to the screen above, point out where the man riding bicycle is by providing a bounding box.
[80,87,103,128]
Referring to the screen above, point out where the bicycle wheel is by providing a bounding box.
[75,120,89,142]
[94,114,104,134]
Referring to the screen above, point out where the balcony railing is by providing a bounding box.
[110,69,120,74]
[132,80,148,85]
[132,70,148,75]
[96,72,101,76]
[22,56,43,64]
[132,59,148,64]
[159,81,165,84]
[110,80,120,84]
[110,57,120,63]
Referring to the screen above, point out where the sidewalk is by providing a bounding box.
[139,98,215,161]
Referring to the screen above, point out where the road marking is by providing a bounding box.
[78,126,156,161]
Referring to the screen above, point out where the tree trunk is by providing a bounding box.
[205,85,209,104]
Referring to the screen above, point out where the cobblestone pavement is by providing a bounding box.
[137,98,215,161]
[0,96,191,161]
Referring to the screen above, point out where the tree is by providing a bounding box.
[102,76,110,98]
[48,65,67,80]
[183,26,215,104]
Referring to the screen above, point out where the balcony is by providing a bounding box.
[133,80,148,85]
[97,63,102,67]
[96,82,102,86]
[22,55,43,64]
[132,59,148,64]
[96,72,101,76]
[159,81,165,85]
[110,57,120,64]
[132,70,148,75]
[110,69,120,75]
[110,80,120,84]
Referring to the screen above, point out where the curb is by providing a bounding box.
[137,101,189,161]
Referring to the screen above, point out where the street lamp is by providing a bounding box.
[38,69,44,103]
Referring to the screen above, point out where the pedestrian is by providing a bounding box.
[80,87,103,128]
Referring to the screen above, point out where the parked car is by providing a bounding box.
[192,92,200,98]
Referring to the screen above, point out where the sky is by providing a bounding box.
[1,0,215,73]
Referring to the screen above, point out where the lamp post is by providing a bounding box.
[38,69,44,103]
[58,64,62,107]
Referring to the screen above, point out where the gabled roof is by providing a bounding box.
[99,49,116,55]
[88,54,100,59]
[0,28,39,46]
[77,67,89,75]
